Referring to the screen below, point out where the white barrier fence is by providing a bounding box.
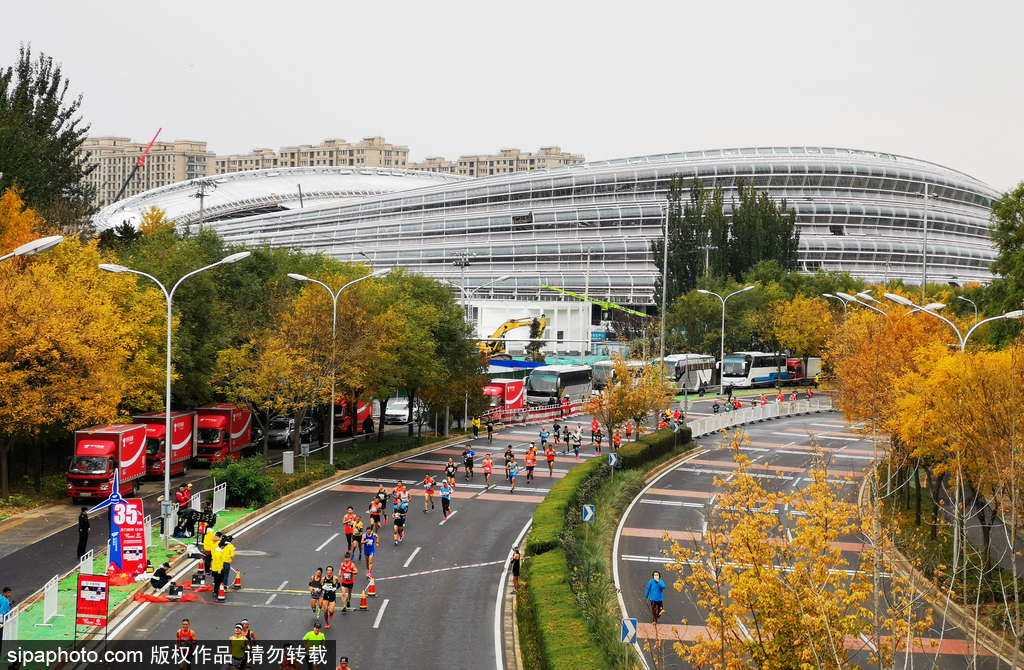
[34,575,62,627]
[144,515,153,548]
[2,607,18,643]
[212,483,227,514]
[79,549,94,576]
[687,396,833,439]
[190,492,201,511]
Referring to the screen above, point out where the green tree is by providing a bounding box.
[525,316,546,362]
[0,44,95,229]
[988,182,1024,343]
[727,180,799,278]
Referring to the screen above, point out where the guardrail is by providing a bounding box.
[482,402,584,426]
[686,397,834,438]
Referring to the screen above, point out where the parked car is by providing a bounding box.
[267,416,322,447]
[384,398,421,424]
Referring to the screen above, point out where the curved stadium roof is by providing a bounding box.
[94,147,1000,305]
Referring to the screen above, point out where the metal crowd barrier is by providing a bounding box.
[686,396,834,439]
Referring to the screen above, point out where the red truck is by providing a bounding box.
[132,411,197,477]
[332,399,374,436]
[195,404,253,465]
[483,379,525,421]
[67,424,147,503]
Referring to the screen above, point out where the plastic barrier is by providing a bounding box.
[686,396,833,438]
[212,482,227,514]
[35,575,62,627]
[79,549,94,576]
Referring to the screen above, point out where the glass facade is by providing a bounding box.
[114,148,1002,307]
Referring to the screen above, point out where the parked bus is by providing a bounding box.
[663,354,716,392]
[721,352,787,389]
[525,365,593,406]
[591,359,646,391]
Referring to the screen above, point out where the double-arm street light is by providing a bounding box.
[0,235,64,262]
[288,268,390,465]
[836,291,945,320]
[697,285,754,392]
[441,275,512,335]
[884,293,1023,351]
[100,250,252,549]
[822,293,848,317]
[957,296,979,325]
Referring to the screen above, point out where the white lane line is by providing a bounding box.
[315,533,340,552]
[265,594,277,605]
[372,598,390,629]
[639,499,706,508]
[495,517,534,670]
[403,547,421,568]
[439,510,458,526]
[277,580,288,590]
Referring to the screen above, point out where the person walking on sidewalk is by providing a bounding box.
[644,571,666,624]
[77,506,90,560]
[510,545,521,594]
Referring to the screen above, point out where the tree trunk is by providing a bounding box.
[926,469,945,540]
[407,388,417,438]
[33,437,42,494]
[903,466,910,510]
[980,503,995,578]
[377,397,389,443]
[0,436,15,501]
[914,467,922,527]
[263,408,270,456]
[292,407,308,452]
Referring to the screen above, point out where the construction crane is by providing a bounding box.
[112,128,162,203]
[477,316,547,360]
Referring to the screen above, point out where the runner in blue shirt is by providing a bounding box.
[539,427,549,448]
[440,480,453,520]
[508,459,518,494]
[462,446,475,481]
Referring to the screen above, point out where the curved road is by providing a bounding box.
[614,413,1006,670]
[109,418,601,669]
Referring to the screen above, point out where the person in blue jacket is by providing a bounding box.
[644,570,666,624]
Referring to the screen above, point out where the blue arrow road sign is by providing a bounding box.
[609,453,619,467]
[621,618,638,644]
[673,421,681,433]
[582,504,595,522]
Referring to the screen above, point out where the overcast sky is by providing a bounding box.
[4,0,1022,190]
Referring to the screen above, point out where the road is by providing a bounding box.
[615,413,1006,670]
[109,420,599,669]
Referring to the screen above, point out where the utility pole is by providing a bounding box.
[194,180,213,233]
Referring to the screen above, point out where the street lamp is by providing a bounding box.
[697,285,754,393]
[884,292,1023,351]
[822,293,847,317]
[440,275,512,335]
[957,296,978,324]
[0,235,64,262]
[288,268,390,465]
[100,250,251,550]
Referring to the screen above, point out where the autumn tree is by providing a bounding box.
[584,355,634,436]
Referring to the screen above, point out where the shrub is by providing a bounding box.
[209,458,274,508]
[334,435,421,470]
[269,459,337,499]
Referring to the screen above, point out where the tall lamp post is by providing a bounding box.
[288,268,390,465]
[884,293,1022,351]
[957,296,978,325]
[822,293,848,317]
[441,275,512,337]
[0,235,64,262]
[698,285,754,393]
[100,250,252,550]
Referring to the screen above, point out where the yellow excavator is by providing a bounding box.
[478,315,547,360]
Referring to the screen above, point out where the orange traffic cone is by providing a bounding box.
[232,571,242,589]
[217,582,226,602]
[366,577,376,598]
[358,590,368,611]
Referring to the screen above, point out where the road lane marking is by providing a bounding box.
[439,510,458,525]
[495,517,534,670]
[372,598,390,628]
[277,580,288,590]
[265,594,277,604]
[379,558,506,581]
[403,547,421,568]
[315,533,339,552]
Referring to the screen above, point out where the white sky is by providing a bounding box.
[5,0,1022,190]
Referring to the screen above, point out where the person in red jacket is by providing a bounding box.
[544,445,556,476]
[613,429,622,451]
[590,419,600,444]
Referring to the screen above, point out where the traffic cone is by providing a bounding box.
[358,590,368,611]
[366,577,376,598]
[232,571,242,589]
[217,582,226,602]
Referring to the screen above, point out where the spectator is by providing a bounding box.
[644,571,666,624]
[0,586,12,654]
[77,506,90,559]
[151,562,172,591]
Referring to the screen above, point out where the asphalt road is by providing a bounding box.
[109,420,601,670]
[615,413,1006,670]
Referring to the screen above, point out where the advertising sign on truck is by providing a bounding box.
[195,404,252,464]
[483,379,525,421]
[67,424,146,503]
[132,411,197,477]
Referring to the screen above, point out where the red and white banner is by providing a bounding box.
[76,574,109,627]
[113,498,148,575]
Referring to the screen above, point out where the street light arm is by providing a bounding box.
[466,274,513,300]
[104,267,170,301]
[963,312,1022,350]
[169,260,230,301]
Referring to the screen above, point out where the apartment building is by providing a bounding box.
[455,146,585,177]
[79,137,214,208]
[406,156,458,174]
[211,136,409,175]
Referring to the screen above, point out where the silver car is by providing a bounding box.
[384,398,421,424]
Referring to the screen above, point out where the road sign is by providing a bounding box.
[609,453,619,467]
[672,421,681,433]
[582,504,595,522]
[621,618,638,644]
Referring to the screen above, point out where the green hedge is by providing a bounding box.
[522,550,610,670]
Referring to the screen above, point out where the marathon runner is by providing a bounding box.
[393,499,406,544]
[240,620,257,668]
[362,526,378,577]
[508,458,518,493]
[368,498,382,533]
[624,420,633,442]
[552,420,561,451]
[594,428,603,455]
[342,507,357,553]
[524,446,536,483]
[440,479,453,520]
[613,429,622,451]
[176,619,197,670]
[229,624,248,669]
[504,445,514,480]
[591,418,600,444]
[444,458,458,487]
[320,566,340,628]
[350,516,364,560]
[462,445,475,480]
[562,425,570,454]
[423,474,436,512]
[308,568,324,621]
[339,552,357,613]
[486,416,494,442]
[545,443,556,476]
[301,623,326,669]
[375,485,390,525]
[539,426,549,448]
[572,427,582,459]
[482,454,493,488]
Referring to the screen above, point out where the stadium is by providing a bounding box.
[95,147,1000,354]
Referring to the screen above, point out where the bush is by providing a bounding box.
[526,457,604,557]
[268,459,337,499]
[334,435,422,470]
[209,458,274,508]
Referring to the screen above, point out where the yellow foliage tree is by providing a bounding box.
[0,187,46,254]
[770,293,834,357]
[584,355,635,435]
[137,206,175,235]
